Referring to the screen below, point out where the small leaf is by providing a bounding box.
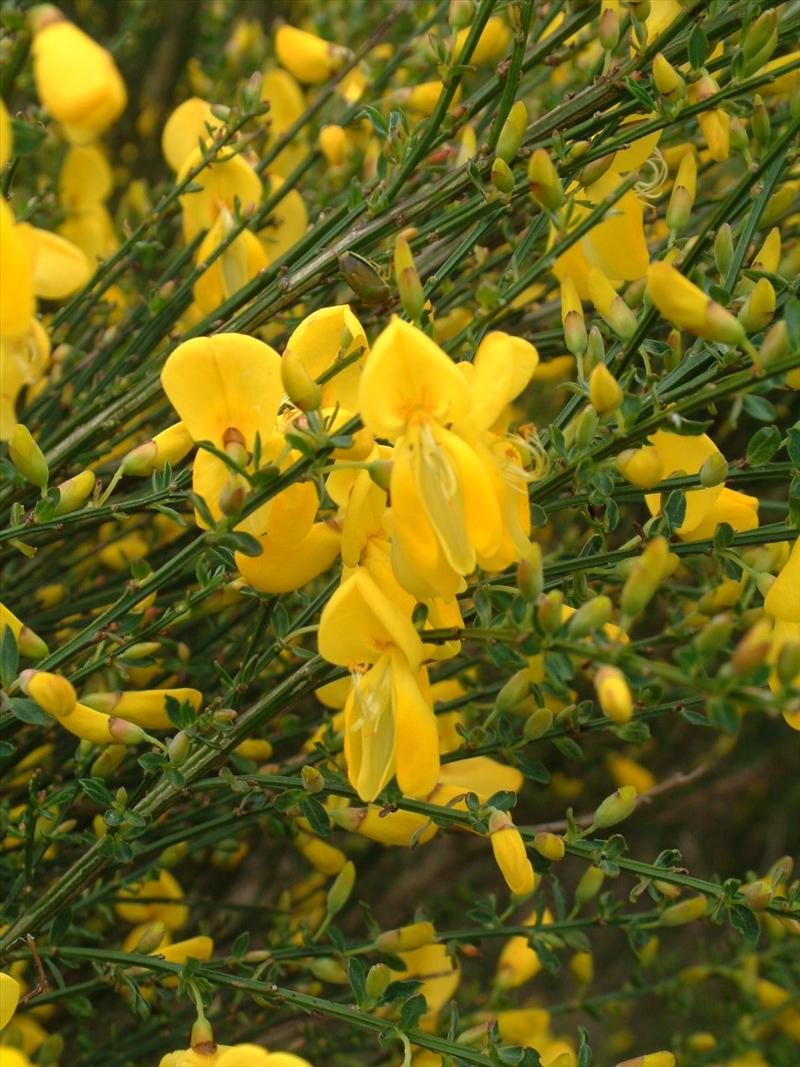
[729,903,760,946]
[746,425,781,465]
[0,625,19,689]
[688,23,708,68]
[79,777,114,806]
[9,697,50,726]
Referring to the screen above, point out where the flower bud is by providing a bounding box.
[274,25,349,85]
[574,406,599,450]
[108,717,147,745]
[594,667,634,724]
[338,251,390,304]
[133,920,167,954]
[599,2,619,51]
[118,642,161,662]
[9,423,49,489]
[495,669,532,714]
[309,956,348,983]
[319,124,347,167]
[120,440,159,477]
[741,878,773,911]
[742,9,778,65]
[760,320,789,365]
[301,765,325,793]
[653,53,684,102]
[491,157,515,195]
[588,268,637,341]
[393,233,425,322]
[488,809,535,896]
[589,363,623,416]
[528,149,563,211]
[570,950,594,984]
[698,451,729,488]
[738,277,775,334]
[575,865,604,904]
[448,0,474,29]
[167,731,190,765]
[752,95,770,149]
[218,474,248,516]
[621,537,675,617]
[21,670,77,717]
[661,895,706,926]
[326,859,356,916]
[90,744,126,779]
[568,596,612,638]
[731,618,772,675]
[729,116,749,153]
[281,348,322,411]
[666,151,696,233]
[695,614,733,658]
[53,469,95,515]
[533,832,565,861]
[628,0,650,22]
[591,785,638,830]
[537,591,563,633]
[561,277,587,357]
[496,100,528,164]
[517,542,543,602]
[523,706,553,740]
[616,447,663,489]
[647,262,747,347]
[365,961,392,1000]
[713,224,734,277]
[579,151,616,188]
[375,921,436,953]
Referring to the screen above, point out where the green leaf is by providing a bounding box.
[729,903,759,946]
[79,777,115,806]
[399,993,428,1030]
[231,930,250,959]
[9,697,50,726]
[746,425,781,465]
[216,531,263,557]
[10,117,47,155]
[743,394,776,423]
[663,490,686,532]
[688,23,708,68]
[300,794,331,837]
[785,297,800,350]
[0,625,19,689]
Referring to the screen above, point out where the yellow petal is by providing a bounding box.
[439,755,523,797]
[17,223,91,300]
[55,702,114,745]
[318,566,422,668]
[80,688,202,729]
[344,654,396,801]
[157,935,214,965]
[392,657,439,798]
[0,971,21,1030]
[178,147,262,244]
[0,201,34,338]
[274,25,347,85]
[259,175,308,263]
[766,538,800,623]
[0,99,12,170]
[59,144,113,212]
[193,213,268,314]
[582,190,649,280]
[359,318,470,439]
[395,944,460,1023]
[161,333,282,448]
[161,97,221,172]
[260,69,307,177]
[284,304,368,411]
[682,487,759,541]
[644,430,723,534]
[235,520,340,594]
[32,17,127,140]
[463,332,539,433]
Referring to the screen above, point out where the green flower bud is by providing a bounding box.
[326,859,356,916]
[575,865,605,904]
[491,157,515,195]
[365,962,392,1000]
[713,223,734,277]
[591,785,638,830]
[495,669,532,713]
[496,100,528,163]
[302,764,325,793]
[338,252,390,304]
[699,451,729,488]
[661,894,707,926]
[568,595,612,637]
[517,542,543,602]
[523,706,553,740]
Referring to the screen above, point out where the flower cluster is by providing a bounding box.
[1,1,799,1066]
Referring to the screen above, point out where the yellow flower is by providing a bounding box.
[318,567,438,800]
[1,971,21,1030]
[0,603,49,659]
[58,144,113,213]
[391,944,460,1029]
[80,688,202,729]
[193,207,269,314]
[0,201,34,340]
[162,97,222,172]
[488,810,536,896]
[178,147,262,245]
[115,869,188,931]
[766,538,800,623]
[495,908,553,988]
[648,262,746,345]
[274,25,349,85]
[454,16,510,64]
[30,5,127,143]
